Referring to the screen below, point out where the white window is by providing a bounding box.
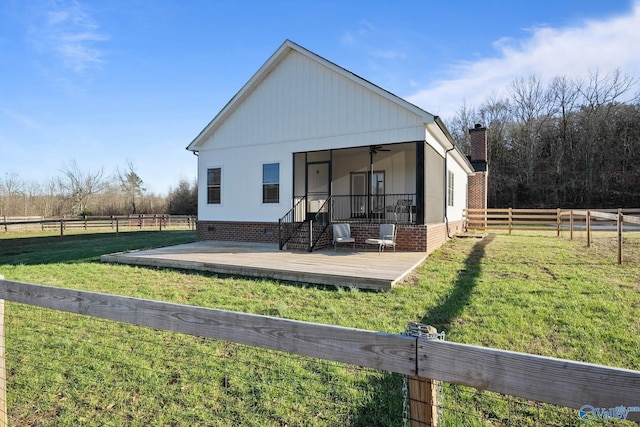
[447,171,454,207]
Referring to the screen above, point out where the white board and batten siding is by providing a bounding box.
[203,46,428,151]
[195,42,430,222]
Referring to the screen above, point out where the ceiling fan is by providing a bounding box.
[369,145,391,155]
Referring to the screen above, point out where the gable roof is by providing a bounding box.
[186,40,436,152]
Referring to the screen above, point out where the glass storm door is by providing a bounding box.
[350,172,367,218]
[306,162,330,219]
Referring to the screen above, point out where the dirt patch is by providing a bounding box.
[540,266,558,280]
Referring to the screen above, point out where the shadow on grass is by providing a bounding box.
[349,235,495,426]
[419,234,494,332]
[0,230,196,265]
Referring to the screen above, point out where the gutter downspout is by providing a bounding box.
[434,115,457,239]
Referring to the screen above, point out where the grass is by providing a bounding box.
[1,228,639,425]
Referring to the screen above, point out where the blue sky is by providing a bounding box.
[1,0,639,195]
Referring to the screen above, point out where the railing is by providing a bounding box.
[464,208,562,232]
[560,209,640,264]
[465,208,640,265]
[0,278,639,424]
[331,193,416,224]
[278,196,307,250]
[1,215,196,235]
[308,197,331,252]
[465,208,640,233]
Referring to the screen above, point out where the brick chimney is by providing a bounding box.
[467,124,488,210]
[469,123,487,172]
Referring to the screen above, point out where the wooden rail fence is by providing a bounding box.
[465,208,640,264]
[0,278,638,424]
[1,215,196,235]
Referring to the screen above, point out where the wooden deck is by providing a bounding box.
[100,241,429,291]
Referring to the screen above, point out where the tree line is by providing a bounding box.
[0,160,197,218]
[447,69,640,208]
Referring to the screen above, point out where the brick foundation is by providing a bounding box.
[197,219,464,253]
[197,221,279,244]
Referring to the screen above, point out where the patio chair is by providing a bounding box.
[332,223,356,251]
[393,199,414,223]
[365,223,397,253]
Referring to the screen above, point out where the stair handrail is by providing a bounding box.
[278,196,307,250]
[308,196,332,252]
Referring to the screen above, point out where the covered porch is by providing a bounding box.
[292,141,423,225]
[278,140,449,251]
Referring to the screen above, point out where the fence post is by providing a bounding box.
[556,208,561,237]
[116,218,119,238]
[618,208,623,265]
[60,219,64,237]
[0,275,7,427]
[159,215,162,232]
[404,323,442,427]
[569,210,574,240]
[2,216,5,232]
[508,208,512,235]
[586,210,591,248]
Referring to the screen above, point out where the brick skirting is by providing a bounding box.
[197,221,279,244]
[197,220,464,253]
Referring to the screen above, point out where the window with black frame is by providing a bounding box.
[263,163,279,203]
[207,167,221,204]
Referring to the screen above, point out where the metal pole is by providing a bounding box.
[618,208,623,265]
[586,210,591,248]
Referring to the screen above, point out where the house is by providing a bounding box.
[186,40,488,252]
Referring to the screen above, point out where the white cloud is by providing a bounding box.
[28,1,108,73]
[0,108,40,129]
[406,2,640,118]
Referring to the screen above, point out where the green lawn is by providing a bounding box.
[0,228,638,425]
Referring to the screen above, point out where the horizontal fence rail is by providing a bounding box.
[0,279,638,421]
[1,214,196,235]
[465,208,640,264]
[465,208,640,233]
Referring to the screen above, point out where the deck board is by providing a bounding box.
[100,241,428,290]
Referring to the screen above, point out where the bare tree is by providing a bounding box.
[508,75,557,201]
[0,172,25,216]
[574,69,638,204]
[117,161,145,214]
[449,100,477,154]
[57,160,107,215]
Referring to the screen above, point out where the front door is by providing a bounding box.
[306,161,330,220]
